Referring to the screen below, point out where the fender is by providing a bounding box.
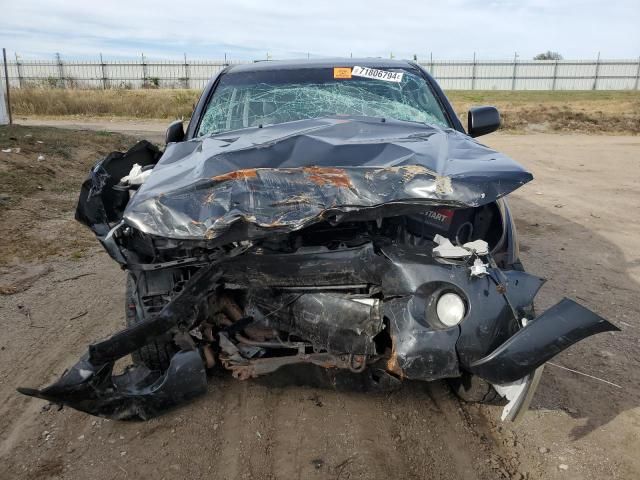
[468,298,619,384]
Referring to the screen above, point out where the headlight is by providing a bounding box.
[436,292,466,327]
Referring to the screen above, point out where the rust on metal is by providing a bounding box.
[211,168,259,182]
[385,335,404,378]
[202,345,216,368]
[204,192,216,204]
[365,164,435,183]
[302,166,352,188]
[220,294,243,322]
[270,194,314,206]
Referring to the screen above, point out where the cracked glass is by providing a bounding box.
[197,67,449,136]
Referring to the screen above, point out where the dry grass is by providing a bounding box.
[9,88,640,134]
[447,90,640,134]
[11,88,199,119]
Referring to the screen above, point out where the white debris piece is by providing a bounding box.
[432,234,471,258]
[1,148,10,153]
[469,258,488,277]
[462,239,489,255]
[432,234,490,259]
[121,163,152,185]
[37,155,45,162]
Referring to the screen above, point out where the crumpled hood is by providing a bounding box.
[123,116,532,242]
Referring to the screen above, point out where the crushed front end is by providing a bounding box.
[18,117,618,420]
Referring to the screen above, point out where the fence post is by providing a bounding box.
[14,53,24,88]
[471,52,476,90]
[55,52,65,88]
[429,52,434,75]
[552,59,559,90]
[593,52,600,90]
[141,53,148,87]
[183,53,190,89]
[511,52,518,90]
[2,48,12,124]
[100,53,108,89]
[634,56,640,91]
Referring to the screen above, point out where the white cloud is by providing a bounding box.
[1,0,638,60]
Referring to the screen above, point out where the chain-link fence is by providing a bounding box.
[2,54,640,90]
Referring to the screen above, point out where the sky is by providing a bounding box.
[1,0,638,61]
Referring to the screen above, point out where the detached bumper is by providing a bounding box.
[18,350,206,420]
[468,298,619,384]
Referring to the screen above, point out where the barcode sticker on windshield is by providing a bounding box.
[351,66,404,83]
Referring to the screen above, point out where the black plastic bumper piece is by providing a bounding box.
[15,265,226,420]
[17,350,207,420]
[468,298,619,384]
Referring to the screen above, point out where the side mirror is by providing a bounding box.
[165,120,185,144]
[467,106,501,137]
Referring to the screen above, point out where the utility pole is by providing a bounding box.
[471,52,477,90]
[141,53,148,87]
[99,53,108,89]
[55,52,65,88]
[183,53,190,89]
[14,52,23,88]
[511,52,518,90]
[593,51,601,90]
[2,48,12,124]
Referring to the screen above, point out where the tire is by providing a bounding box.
[448,372,502,404]
[125,273,176,371]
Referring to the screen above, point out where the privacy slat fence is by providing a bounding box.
[3,56,640,90]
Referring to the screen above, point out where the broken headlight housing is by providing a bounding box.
[436,292,466,327]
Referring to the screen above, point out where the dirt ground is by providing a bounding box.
[0,123,638,480]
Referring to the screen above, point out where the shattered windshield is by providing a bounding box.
[197,66,450,136]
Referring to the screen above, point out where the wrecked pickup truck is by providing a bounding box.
[19,59,618,421]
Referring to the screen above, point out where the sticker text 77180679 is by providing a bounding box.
[351,66,404,83]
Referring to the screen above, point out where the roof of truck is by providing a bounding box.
[227,58,417,73]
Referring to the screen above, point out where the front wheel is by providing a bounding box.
[125,273,176,371]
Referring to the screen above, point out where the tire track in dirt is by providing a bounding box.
[0,254,125,457]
